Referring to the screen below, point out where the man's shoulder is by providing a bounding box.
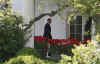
[45,23,50,26]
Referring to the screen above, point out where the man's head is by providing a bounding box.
[47,18,52,24]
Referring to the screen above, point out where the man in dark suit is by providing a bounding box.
[43,18,52,39]
[43,18,52,57]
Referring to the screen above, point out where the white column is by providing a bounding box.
[23,0,35,48]
[82,16,85,40]
[91,19,96,40]
[23,0,34,23]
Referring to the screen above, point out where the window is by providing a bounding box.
[70,16,82,41]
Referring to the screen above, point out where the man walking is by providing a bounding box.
[43,18,52,57]
[43,18,52,39]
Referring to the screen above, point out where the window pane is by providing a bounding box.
[70,34,75,38]
[76,25,82,33]
[70,25,75,33]
[75,34,82,40]
[70,16,82,41]
[75,16,82,24]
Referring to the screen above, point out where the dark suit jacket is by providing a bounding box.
[43,23,52,39]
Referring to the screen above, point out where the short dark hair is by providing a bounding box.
[47,18,51,21]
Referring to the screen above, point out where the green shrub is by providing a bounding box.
[0,15,25,61]
[96,34,100,42]
[0,62,3,64]
[0,0,25,62]
[59,41,100,64]
[5,41,100,64]
[5,48,57,64]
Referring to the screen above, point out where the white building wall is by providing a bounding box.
[23,0,35,48]
[11,0,35,48]
[11,0,90,48]
[11,0,89,47]
[35,0,67,39]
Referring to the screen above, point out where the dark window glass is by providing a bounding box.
[75,16,82,24]
[76,25,82,33]
[75,34,82,41]
[70,25,75,33]
[70,34,75,38]
[70,16,82,41]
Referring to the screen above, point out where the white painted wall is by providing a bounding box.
[11,0,91,48]
[35,0,67,39]
[11,0,71,47]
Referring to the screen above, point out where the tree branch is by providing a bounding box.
[24,4,69,31]
[24,10,57,31]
